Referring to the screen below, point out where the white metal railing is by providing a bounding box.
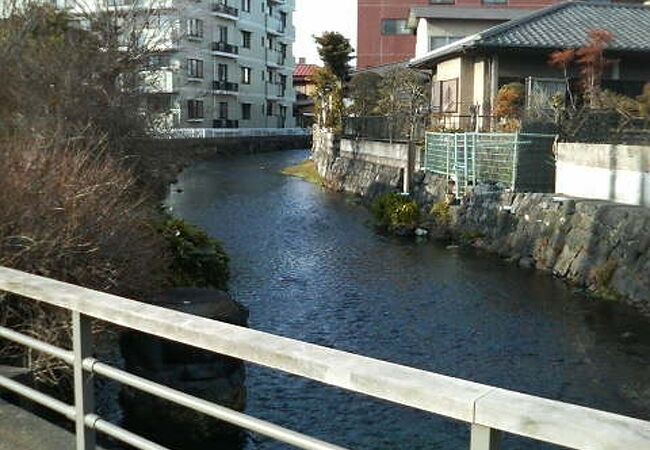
[166,127,312,139]
[0,266,649,450]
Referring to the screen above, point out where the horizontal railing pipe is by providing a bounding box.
[0,374,76,420]
[85,358,348,450]
[0,326,74,364]
[85,415,171,450]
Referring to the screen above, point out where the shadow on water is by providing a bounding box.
[166,149,650,450]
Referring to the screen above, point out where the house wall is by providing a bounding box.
[556,143,650,207]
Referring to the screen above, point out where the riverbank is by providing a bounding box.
[312,129,650,316]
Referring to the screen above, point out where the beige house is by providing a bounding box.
[410,1,650,129]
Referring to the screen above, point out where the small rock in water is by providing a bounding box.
[518,257,535,269]
[415,228,429,237]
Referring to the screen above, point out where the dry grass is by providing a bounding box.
[281,159,322,185]
[0,132,170,387]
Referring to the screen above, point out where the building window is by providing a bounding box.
[241,67,251,84]
[218,25,228,43]
[242,103,252,120]
[429,36,464,52]
[266,100,273,116]
[241,30,251,49]
[187,59,203,79]
[429,0,455,4]
[187,100,204,119]
[241,0,250,12]
[217,63,228,81]
[267,69,274,84]
[483,0,507,3]
[187,18,203,39]
[432,79,459,113]
[381,19,410,36]
[219,101,228,119]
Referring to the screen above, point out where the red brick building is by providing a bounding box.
[357,0,563,70]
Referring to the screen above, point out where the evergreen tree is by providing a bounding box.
[314,31,354,81]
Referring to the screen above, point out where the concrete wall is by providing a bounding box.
[340,139,410,169]
[556,143,650,207]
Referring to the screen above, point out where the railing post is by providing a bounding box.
[73,311,96,450]
[470,424,501,450]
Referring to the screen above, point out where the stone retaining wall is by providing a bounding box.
[312,128,650,315]
[454,190,650,315]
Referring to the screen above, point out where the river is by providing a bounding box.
[166,149,650,450]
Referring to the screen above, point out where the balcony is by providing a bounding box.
[211,41,239,58]
[213,119,239,128]
[212,80,239,95]
[266,16,286,36]
[212,2,239,20]
[266,51,286,68]
[141,69,176,94]
[266,82,286,99]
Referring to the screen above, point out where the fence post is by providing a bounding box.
[470,424,502,450]
[73,311,96,450]
[463,133,469,194]
[511,133,520,191]
[454,134,459,197]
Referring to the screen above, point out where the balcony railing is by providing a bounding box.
[267,16,286,35]
[212,2,239,17]
[212,80,239,93]
[0,267,649,450]
[211,41,239,56]
[213,119,239,129]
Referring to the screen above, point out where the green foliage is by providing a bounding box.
[312,67,344,132]
[314,31,354,81]
[430,201,451,226]
[158,216,230,290]
[638,83,650,119]
[348,72,382,117]
[372,193,420,231]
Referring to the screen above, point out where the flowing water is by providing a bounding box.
[166,149,650,450]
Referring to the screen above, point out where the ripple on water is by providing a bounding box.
[167,149,650,450]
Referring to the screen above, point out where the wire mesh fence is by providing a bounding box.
[342,116,428,143]
[423,132,557,196]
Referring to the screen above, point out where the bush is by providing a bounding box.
[494,82,525,121]
[371,193,420,231]
[158,215,230,291]
[430,201,451,226]
[0,132,170,388]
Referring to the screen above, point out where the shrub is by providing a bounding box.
[639,83,650,119]
[494,82,525,121]
[371,193,420,231]
[158,215,230,291]
[430,201,451,226]
[0,132,169,388]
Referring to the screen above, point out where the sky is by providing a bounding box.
[293,0,358,66]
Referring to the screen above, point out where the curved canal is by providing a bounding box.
[167,149,650,450]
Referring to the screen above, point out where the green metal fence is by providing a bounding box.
[423,132,557,196]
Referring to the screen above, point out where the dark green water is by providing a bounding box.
[167,149,650,450]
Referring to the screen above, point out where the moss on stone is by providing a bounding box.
[281,159,322,185]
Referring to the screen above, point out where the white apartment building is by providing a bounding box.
[54,0,297,129]
[156,0,297,129]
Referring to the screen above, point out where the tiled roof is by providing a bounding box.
[411,1,650,68]
[480,1,650,51]
[293,64,319,79]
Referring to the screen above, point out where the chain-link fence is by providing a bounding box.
[423,132,557,195]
